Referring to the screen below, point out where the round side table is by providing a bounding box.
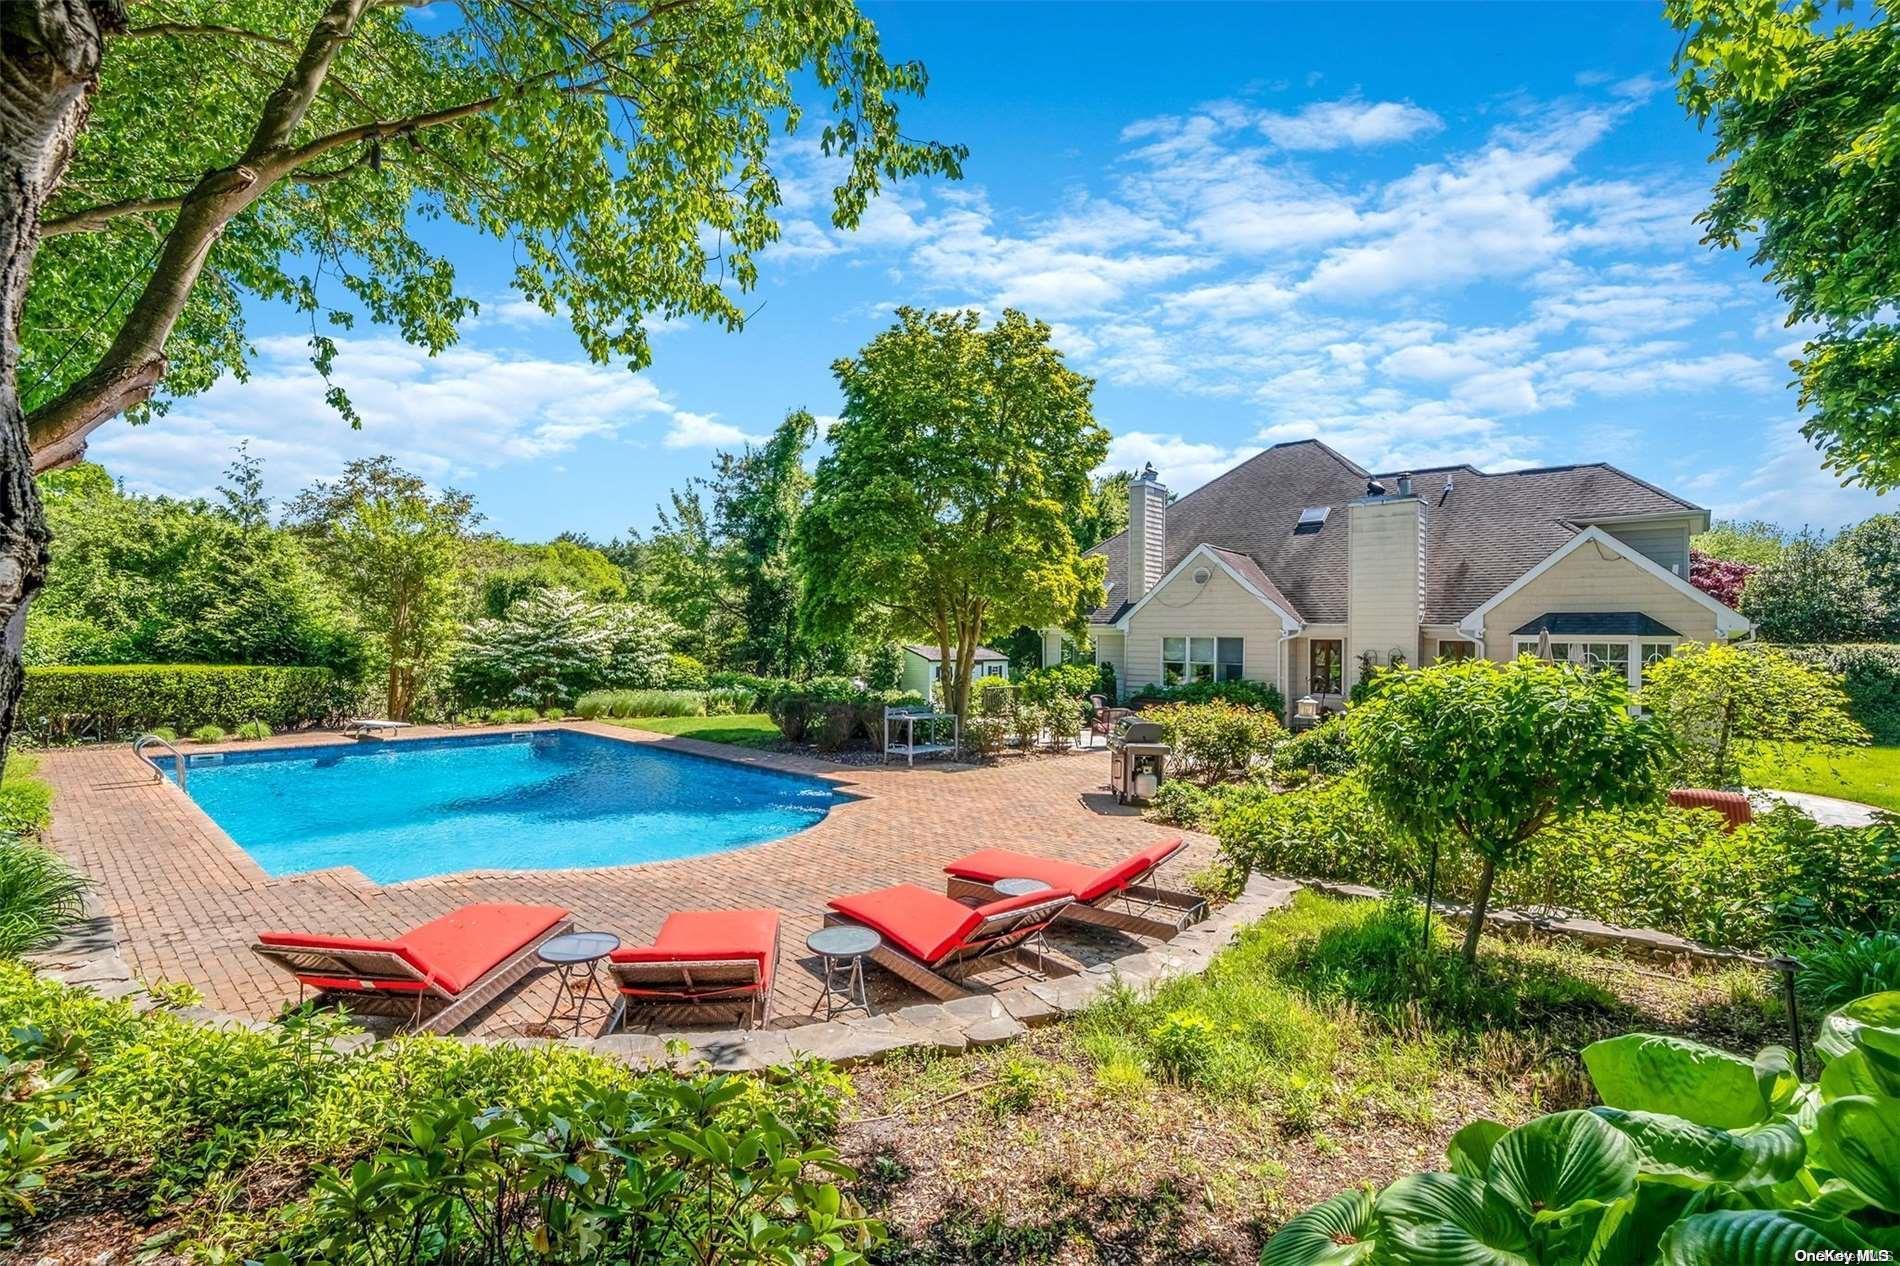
[992,877,1053,897]
[537,931,620,1034]
[807,924,880,1019]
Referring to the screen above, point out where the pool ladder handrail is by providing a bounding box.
[134,733,187,792]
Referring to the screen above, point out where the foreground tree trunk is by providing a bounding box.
[0,2,122,778]
[1461,854,1499,964]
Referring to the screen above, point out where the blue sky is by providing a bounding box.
[90,1,1893,540]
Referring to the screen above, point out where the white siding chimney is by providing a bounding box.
[1346,485,1425,692]
[1128,463,1168,600]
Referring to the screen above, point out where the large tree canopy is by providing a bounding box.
[796,307,1109,719]
[21,0,963,469]
[1668,0,1899,489]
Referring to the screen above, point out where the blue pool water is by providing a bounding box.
[167,731,839,884]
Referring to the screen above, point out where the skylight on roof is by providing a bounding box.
[1294,506,1330,534]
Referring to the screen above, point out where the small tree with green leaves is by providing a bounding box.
[1350,658,1669,963]
[1641,642,1869,788]
[286,458,479,721]
[795,308,1108,720]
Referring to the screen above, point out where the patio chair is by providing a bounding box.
[1667,788,1754,832]
[252,902,572,1034]
[1086,696,1133,745]
[942,838,1205,939]
[825,884,1074,1001]
[605,909,780,1030]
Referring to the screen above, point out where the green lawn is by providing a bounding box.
[1743,741,1900,813]
[601,711,781,749]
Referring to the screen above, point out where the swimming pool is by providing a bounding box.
[165,730,839,884]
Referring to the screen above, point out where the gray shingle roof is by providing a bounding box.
[903,644,1007,662]
[1087,440,1704,627]
[1511,612,1683,637]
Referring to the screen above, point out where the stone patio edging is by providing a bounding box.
[21,877,1302,1072]
[1300,878,1770,967]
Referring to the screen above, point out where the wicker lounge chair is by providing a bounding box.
[942,838,1205,939]
[606,909,780,1029]
[825,883,1073,1001]
[252,902,572,1034]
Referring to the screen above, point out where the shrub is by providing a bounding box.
[542,706,566,721]
[1273,715,1354,778]
[149,725,177,741]
[0,839,88,957]
[1145,700,1281,782]
[1642,641,1866,786]
[1129,677,1285,715]
[663,652,709,691]
[1148,1009,1219,1086]
[706,672,781,711]
[1016,662,1102,705]
[574,691,614,720]
[448,588,679,709]
[0,757,53,837]
[234,721,272,741]
[1791,928,1900,1009]
[20,665,355,740]
[1146,779,1218,829]
[1215,774,1900,952]
[1783,643,1900,744]
[190,724,227,743]
[614,689,706,718]
[705,686,753,715]
[0,963,863,1257]
[767,683,923,746]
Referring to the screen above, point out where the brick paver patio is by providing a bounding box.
[38,723,1212,1037]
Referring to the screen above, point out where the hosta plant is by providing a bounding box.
[1261,990,1900,1265]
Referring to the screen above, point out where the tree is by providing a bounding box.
[0,1,960,780]
[711,410,819,676]
[1833,513,1900,639]
[628,482,741,664]
[217,440,269,529]
[1641,641,1868,787]
[466,537,629,619]
[1740,528,1880,642]
[448,586,675,708]
[1668,0,1900,489]
[797,308,1109,719]
[1689,548,1756,609]
[1693,518,1787,568]
[1349,658,1668,963]
[285,457,479,720]
[1069,469,1134,551]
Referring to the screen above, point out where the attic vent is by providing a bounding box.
[1191,566,1211,585]
[1293,506,1330,535]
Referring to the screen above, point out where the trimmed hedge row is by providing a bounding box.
[20,664,359,740]
[1782,643,1900,744]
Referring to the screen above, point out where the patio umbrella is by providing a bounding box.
[1537,626,1552,662]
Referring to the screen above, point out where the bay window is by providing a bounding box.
[1511,637,1676,692]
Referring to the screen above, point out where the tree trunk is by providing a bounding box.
[1461,854,1498,964]
[0,2,122,777]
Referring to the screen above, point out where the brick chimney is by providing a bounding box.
[1128,463,1168,600]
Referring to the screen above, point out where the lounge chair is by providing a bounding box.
[343,718,412,740]
[825,883,1073,1001]
[1667,788,1754,832]
[942,838,1205,939]
[252,902,572,1034]
[606,909,779,1029]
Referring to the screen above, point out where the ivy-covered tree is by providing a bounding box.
[712,410,819,676]
[448,586,675,708]
[1668,0,1900,489]
[796,308,1109,720]
[1833,513,1900,639]
[1350,658,1669,962]
[285,457,479,721]
[1641,641,1868,787]
[0,0,960,778]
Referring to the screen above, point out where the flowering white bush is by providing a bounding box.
[448,588,678,708]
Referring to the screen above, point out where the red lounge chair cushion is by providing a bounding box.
[945,838,1184,904]
[610,909,779,990]
[258,902,569,996]
[828,884,1054,964]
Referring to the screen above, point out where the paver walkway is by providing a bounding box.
[1753,788,1885,827]
[39,723,1210,1036]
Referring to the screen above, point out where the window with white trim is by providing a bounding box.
[1513,637,1677,692]
[1162,636,1244,685]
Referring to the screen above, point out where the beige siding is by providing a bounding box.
[1479,541,1722,658]
[1123,564,1286,697]
[1346,497,1423,692]
[1041,630,1064,668]
[1091,631,1127,700]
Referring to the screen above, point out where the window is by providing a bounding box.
[1511,637,1679,692]
[1163,636,1244,685]
[1641,642,1674,672]
[1294,506,1330,534]
[1436,639,1476,662]
[1310,639,1343,695]
[1579,642,1631,678]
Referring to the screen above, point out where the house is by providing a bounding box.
[1042,440,1749,714]
[900,643,1010,699]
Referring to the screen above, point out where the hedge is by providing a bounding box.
[1782,643,1900,744]
[20,664,359,740]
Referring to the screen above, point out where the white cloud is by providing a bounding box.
[89,334,697,501]
[1102,430,1259,493]
[662,411,766,449]
[1256,98,1444,151]
[1716,419,1894,529]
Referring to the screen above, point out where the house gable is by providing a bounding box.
[1113,543,1304,634]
